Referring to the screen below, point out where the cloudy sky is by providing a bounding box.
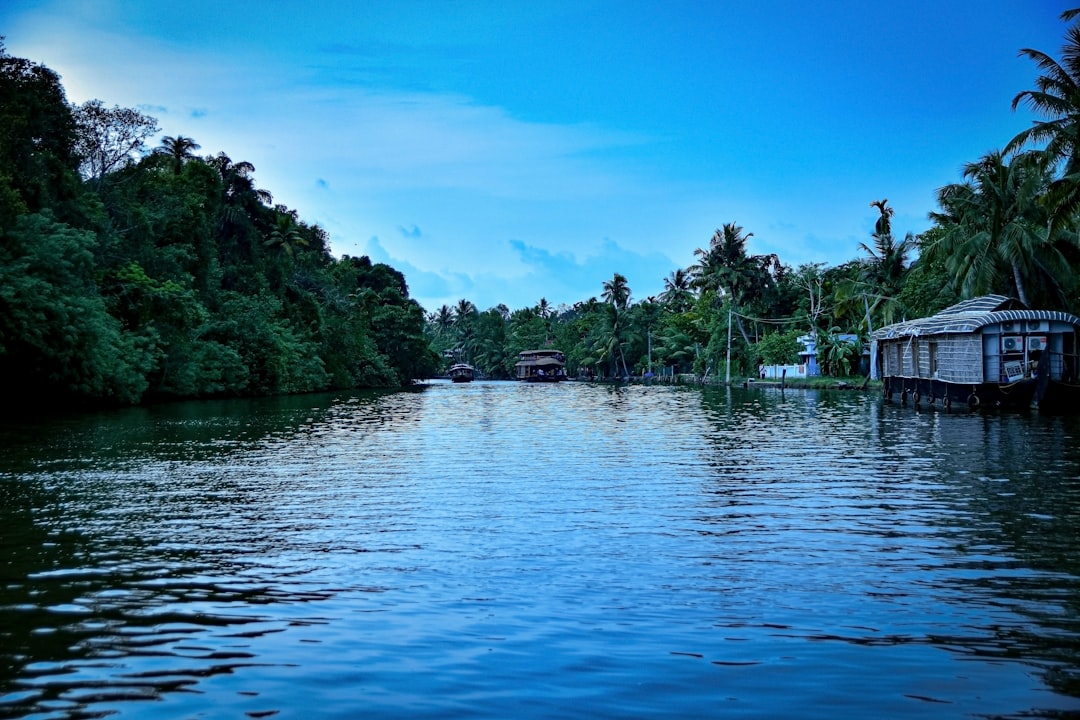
[1,1,1071,313]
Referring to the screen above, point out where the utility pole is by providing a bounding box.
[726,307,732,384]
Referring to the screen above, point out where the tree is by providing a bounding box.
[601,272,631,311]
[660,268,694,312]
[595,274,633,377]
[925,151,1068,306]
[757,329,802,366]
[836,199,914,330]
[206,152,272,225]
[432,304,454,335]
[0,212,153,404]
[72,100,159,181]
[0,40,81,228]
[1007,10,1080,231]
[264,209,307,258]
[156,135,201,175]
[536,297,552,319]
[691,223,758,346]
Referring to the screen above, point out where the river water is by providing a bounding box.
[1,381,1079,719]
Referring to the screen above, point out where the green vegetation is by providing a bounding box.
[5,10,1080,407]
[0,40,437,408]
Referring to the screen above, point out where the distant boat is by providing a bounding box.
[515,350,566,382]
[448,363,475,383]
[872,294,1080,411]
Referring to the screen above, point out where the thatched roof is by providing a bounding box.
[872,295,1080,340]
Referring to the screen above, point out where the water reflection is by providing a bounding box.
[0,383,1078,718]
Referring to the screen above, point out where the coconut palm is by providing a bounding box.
[601,273,631,311]
[837,199,914,328]
[536,297,552,319]
[264,210,307,258]
[597,274,632,377]
[454,298,477,324]
[207,152,272,225]
[1007,10,1080,230]
[691,223,758,345]
[433,305,454,336]
[660,268,694,312]
[156,135,200,174]
[925,150,1064,306]
[692,224,751,297]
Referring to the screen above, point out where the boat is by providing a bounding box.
[448,363,475,383]
[515,349,567,382]
[871,295,1080,411]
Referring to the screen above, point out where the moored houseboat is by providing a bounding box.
[448,363,475,383]
[871,295,1080,411]
[515,350,567,382]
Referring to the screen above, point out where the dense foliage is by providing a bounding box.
[7,10,1080,405]
[0,41,437,408]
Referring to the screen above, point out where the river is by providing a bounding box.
[1,381,1079,719]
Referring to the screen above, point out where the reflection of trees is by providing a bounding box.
[0,391,398,716]
[879,411,1080,697]
[695,391,1080,701]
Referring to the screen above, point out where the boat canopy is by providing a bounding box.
[524,357,563,367]
[872,295,1080,340]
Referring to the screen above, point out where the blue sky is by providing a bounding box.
[1,1,1072,313]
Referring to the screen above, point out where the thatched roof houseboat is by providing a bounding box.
[871,295,1080,411]
[515,350,566,382]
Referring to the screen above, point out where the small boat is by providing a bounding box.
[448,363,475,383]
[515,349,567,382]
[871,295,1080,411]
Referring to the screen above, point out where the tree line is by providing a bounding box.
[5,9,1080,406]
[0,40,438,409]
[427,10,1080,382]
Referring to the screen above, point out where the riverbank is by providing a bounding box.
[658,373,878,391]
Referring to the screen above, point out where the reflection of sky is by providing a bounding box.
[1,1,1070,312]
[2,386,1080,715]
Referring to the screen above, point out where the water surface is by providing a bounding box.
[1,382,1079,718]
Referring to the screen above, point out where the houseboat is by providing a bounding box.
[871,295,1080,411]
[515,349,567,382]
[448,363,475,383]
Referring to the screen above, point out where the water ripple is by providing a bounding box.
[1,383,1080,718]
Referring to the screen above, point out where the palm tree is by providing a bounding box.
[660,268,694,312]
[156,135,200,174]
[536,297,552,319]
[264,210,308,257]
[1007,10,1080,230]
[601,273,631,311]
[598,274,632,377]
[838,199,914,328]
[454,298,477,324]
[691,223,757,346]
[925,150,1061,305]
[433,305,454,336]
[590,304,632,378]
[869,198,894,238]
[207,152,272,226]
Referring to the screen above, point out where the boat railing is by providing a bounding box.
[996,350,1078,384]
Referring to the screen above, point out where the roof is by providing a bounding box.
[515,356,564,367]
[872,295,1080,340]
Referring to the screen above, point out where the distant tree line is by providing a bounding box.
[428,10,1080,381]
[7,8,1080,405]
[0,40,437,408]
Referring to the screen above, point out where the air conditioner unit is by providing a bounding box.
[1027,319,1046,332]
[1001,320,1017,332]
[1027,335,1048,352]
[1001,335,1024,353]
